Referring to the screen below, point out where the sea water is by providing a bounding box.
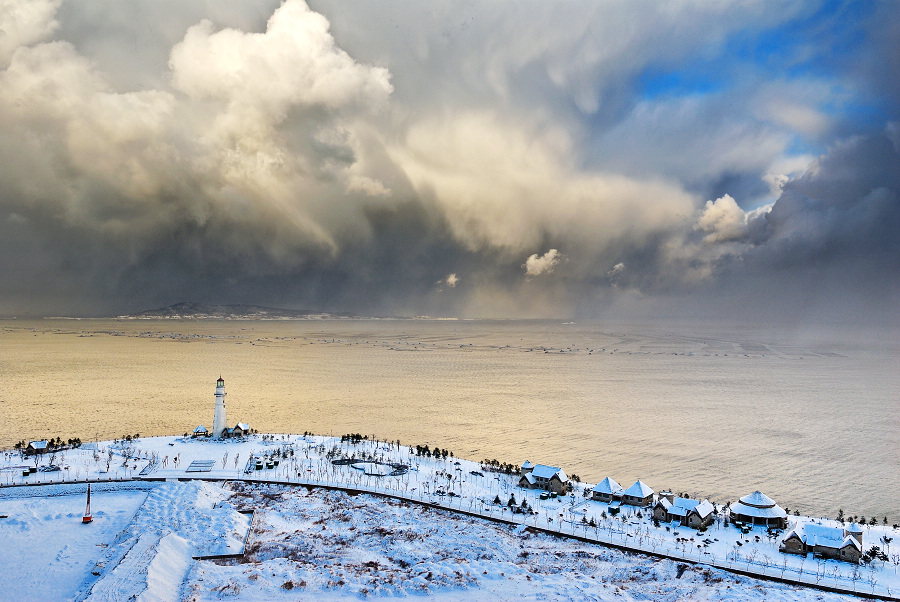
[1,319,897,521]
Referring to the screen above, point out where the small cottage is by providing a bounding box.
[653,496,714,529]
[25,440,49,455]
[780,522,863,563]
[591,477,623,503]
[622,480,654,507]
[518,464,569,494]
[232,423,250,437]
[192,425,209,438]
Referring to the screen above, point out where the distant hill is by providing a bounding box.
[119,302,355,320]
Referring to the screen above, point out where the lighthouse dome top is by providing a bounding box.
[217,376,225,386]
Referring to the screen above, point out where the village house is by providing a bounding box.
[730,491,788,528]
[25,440,49,455]
[221,423,250,438]
[780,522,863,563]
[653,494,715,529]
[518,463,569,494]
[622,480,654,507]
[591,477,623,503]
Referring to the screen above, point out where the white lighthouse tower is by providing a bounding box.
[212,376,227,438]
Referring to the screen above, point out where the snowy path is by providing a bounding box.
[80,481,250,601]
[87,532,164,602]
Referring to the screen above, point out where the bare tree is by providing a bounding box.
[746,548,758,570]
[851,564,861,591]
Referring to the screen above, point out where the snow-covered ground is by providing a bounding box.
[0,484,149,600]
[1,435,898,600]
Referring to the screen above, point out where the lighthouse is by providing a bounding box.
[213,376,227,438]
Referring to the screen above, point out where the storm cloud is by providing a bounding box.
[0,0,897,322]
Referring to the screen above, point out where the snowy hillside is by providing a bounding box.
[1,435,897,600]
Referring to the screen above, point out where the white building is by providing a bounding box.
[212,377,227,438]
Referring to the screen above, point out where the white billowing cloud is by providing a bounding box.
[347,175,391,197]
[0,41,177,201]
[0,0,59,65]
[695,194,750,244]
[0,0,396,265]
[391,112,696,254]
[445,273,459,288]
[169,1,391,115]
[167,0,393,217]
[524,249,561,276]
[607,262,625,277]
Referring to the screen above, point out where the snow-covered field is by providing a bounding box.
[1,435,897,600]
[0,484,149,600]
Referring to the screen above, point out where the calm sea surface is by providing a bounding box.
[1,319,897,520]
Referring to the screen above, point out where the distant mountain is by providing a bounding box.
[119,302,356,320]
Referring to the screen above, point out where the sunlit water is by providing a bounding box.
[1,319,897,520]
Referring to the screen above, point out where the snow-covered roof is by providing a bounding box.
[784,523,862,551]
[235,423,249,430]
[657,497,712,520]
[28,440,48,449]
[623,480,653,498]
[731,491,786,519]
[672,497,700,511]
[520,473,536,485]
[805,524,847,548]
[693,500,714,519]
[521,460,533,470]
[193,425,208,433]
[738,491,778,508]
[592,477,622,495]
[664,500,692,518]
[731,500,786,519]
[531,464,566,481]
[847,522,863,534]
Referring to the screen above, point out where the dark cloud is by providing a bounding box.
[0,0,897,323]
[748,134,900,269]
